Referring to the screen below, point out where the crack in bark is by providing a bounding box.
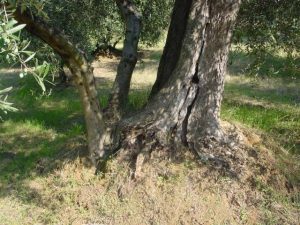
[181,87,199,146]
[180,22,209,146]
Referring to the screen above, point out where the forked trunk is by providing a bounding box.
[150,0,193,97]
[12,0,241,166]
[132,0,241,151]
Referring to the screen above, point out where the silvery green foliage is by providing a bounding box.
[0,2,51,115]
[133,0,174,46]
[44,0,173,54]
[0,87,18,119]
[234,0,300,77]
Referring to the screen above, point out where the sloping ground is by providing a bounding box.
[0,49,299,224]
[0,125,299,225]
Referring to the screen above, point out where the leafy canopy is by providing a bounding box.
[234,0,300,77]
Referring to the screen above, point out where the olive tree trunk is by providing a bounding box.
[109,0,141,117]
[127,0,241,152]
[150,0,193,98]
[13,8,106,163]
[12,0,241,166]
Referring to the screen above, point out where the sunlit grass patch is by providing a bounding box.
[127,88,151,111]
[0,119,63,180]
[0,89,87,182]
[0,119,56,153]
[229,45,300,79]
[0,44,299,224]
[222,76,300,154]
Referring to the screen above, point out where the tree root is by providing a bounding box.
[98,119,235,178]
[95,118,294,203]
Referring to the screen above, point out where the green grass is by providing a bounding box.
[0,48,299,184]
[0,75,85,182]
[0,47,299,225]
[222,76,300,154]
[0,72,152,184]
[228,46,300,79]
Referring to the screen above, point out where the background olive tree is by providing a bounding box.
[31,0,173,57]
[0,1,51,116]
[234,0,300,77]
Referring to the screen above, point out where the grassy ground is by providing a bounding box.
[0,46,299,224]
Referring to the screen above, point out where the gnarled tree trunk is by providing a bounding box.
[12,0,241,167]
[124,0,241,154]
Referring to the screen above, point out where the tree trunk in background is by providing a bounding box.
[109,0,141,118]
[149,0,193,98]
[13,8,106,163]
[130,0,241,151]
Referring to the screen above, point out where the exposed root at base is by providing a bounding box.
[105,120,294,195]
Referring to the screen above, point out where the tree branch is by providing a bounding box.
[12,6,106,163]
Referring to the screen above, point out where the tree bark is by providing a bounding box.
[149,0,193,98]
[58,60,69,85]
[109,0,141,117]
[11,0,241,167]
[127,0,241,152]
[13,8,107,163]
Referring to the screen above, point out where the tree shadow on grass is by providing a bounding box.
[228,49,300,79]
[0,74,115,210]
[0,71,155,213]
[0,131,92,222]
[0,101,92,217]
[0,85,90,181]
[224,80,300,106]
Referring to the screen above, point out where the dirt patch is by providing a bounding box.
[84,121,298,225]
[1,122,299,224]
[1,53,299,225]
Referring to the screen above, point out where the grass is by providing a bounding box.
[0,45,299,224]
[228,45,300,79]
[222,76,300,154]
[0,45,299,179]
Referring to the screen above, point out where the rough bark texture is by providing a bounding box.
[155,0,240,147]
[163,0,239,146]
[185,0,241,145]
[150,0,193,98]
[123,0,241,156]
[12,0,241,168]
[58,61,69,85]
[109,0,141,117]
[13,8,106,163]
